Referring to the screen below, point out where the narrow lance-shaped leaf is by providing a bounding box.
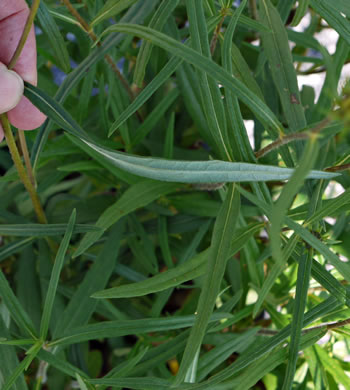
[95,23,285,136]
[0,237,35,263]
[282,249,313,390]
[222,0,253,163]
[31,0,159,169]
[259,0,306,137]
[40,210,76,340]
[227,327,327,390]
[92,223,263,299]
[49,313,230,347]
[24,83,338,184]
[174,184,240,385]
[36,2,71,72]
[0,223,101,237]
[133,0,180,87]
[310,0,350,45]
[270,138,318,272]
[111,15,221,133]
[238,186,350,283]
[253,233,300,317]
[53,222,125,338]
[178,297,341,390]
[290,0,309,27]
[1,340,43,390]
[90,0,139,27]
[186,0,232,161]
[0,315,29,389]
[74,180,178,257]
[0,269,37,338]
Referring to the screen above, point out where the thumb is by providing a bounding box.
[0,63,24,115]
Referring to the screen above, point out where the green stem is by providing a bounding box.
[8,1,41,189]
[8,0,41,70]
[18,129,36,186]
[1,114,47,224]
[2,0,46,223]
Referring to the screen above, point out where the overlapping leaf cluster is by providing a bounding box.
[0,0,350,389]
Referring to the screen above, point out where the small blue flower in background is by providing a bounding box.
[66,32,77,42]
[51,59,77,86]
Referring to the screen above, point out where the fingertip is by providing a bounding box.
[8,95,46,130]
[0,63,24,114]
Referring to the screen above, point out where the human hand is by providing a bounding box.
[0,0,46,142]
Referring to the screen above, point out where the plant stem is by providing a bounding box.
[325,163,350,172]
[61,0,143,121]
[255,132,310,159]
[8,0,41,70]
[1,114,47,224]
[249,0,258,20]
[255,118,331,159]
[18,129,36,186]
[254,317,350,337]
[210,15,225,55]
[8,0,41,189]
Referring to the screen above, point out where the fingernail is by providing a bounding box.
[0,63,24,114]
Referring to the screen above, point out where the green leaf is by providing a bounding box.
[253,233,300,317]
[76,373,89,390]
[238,186,350,282]
[237,14,271,32]
[259,0,306,137]
[133,0,180,87]
[53,222,124,338]
[40,210,76,340]
[95,24,284,136]
[310,0,350,45]
[126,88,179,142]
[282,249,313,390]
[174,184,240,384]
[50,313,231,346]
[270,138,318,273]
[197,328,259,381]
[89,377,172,389]
[24,82,337,185]
[0,269,37,338]
[0,223,101,237]
[313,344,350,388]
[163,112,175,159]
[57,161,104,172]
[31,0,159,169]
[186,0,231,161]
[90,0,139,26]
[0,237,35,263]
[222,0,254,163]
[227,328,327,390]
[290,0,309,26]
[35,348,89,380]
[179,297,340,389]
[36,2,70,72]
[2,340,43,390]
[108,14,221,132]
[305,188,350,226]
[74,180,178,257]
[334,0,350,17]
[0,317,29,390]
[92,222,263,299]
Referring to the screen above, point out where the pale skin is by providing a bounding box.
[0,0,45,141]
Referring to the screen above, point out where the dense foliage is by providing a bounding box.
[1,0,350,389]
